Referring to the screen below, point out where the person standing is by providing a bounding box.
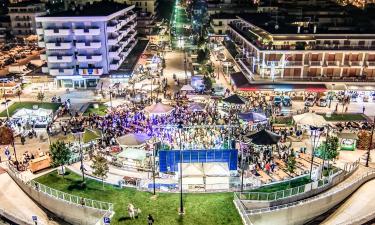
[147,214,154,225]
[363,105,366,114]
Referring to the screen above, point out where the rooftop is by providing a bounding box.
[40,1,130,17]
[8,0,42,7]
[211,13,237,20]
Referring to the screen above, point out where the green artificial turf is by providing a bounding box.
[83,103,108,116]
[323,113,366,121]
[251,176,311,193]
[0,102,61,117]
[83,129,101,143]
[35,170,242,225]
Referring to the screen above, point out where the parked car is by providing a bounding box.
[282,96,292,107]
[305,96,316,107]
[273,96,282,106]
[363,95,369,102]
[317,97,328,107]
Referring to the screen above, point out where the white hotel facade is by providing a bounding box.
[36,2,137,88]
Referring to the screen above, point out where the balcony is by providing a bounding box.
[40,54,47,61]
[309,61,323,67]
[74,28,100,36]
[107,22,121,33]
[36,28,44,35]
[108,34,123,45]
[325,61,340,67]
[366,61,375,68]
[48,55,74,63]
[109,45,122,57]
[44,28,71,36]
[49,68,74,76]
[38,40,45,48]
[110,60,121,70]
[284,61,303,67]
[41,67,49,73]
[349,61,363,67]
[46,41,72,50]
[77,54,103,63]
[78,68,103,76]
[265,61,281,67]
[76,41,102,49]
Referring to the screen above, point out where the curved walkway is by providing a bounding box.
[321,179,375,225]
[0,169,58,225]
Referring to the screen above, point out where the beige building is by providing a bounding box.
[8,2,46,36]
[227,13,375,83]
[210,13,236,36]
[117,0,158,14]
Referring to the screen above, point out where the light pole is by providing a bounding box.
[177,121,184,215]
[309,126,324,180]
[366,116,374,167]
[109,90,113,108]
[1,99,11,119]
[72,126,85,183]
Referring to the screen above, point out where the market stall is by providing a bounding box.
[12,108,53,128]
[337,132,358,151]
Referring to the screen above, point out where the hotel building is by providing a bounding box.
[36,2,137,88]
[227,13,375,86]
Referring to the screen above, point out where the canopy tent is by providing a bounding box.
[187,102,206,112]
[117,133,151,147]
[246,129,281,145]
[293,113,327,127]
[13,108,53,119]
[222,94,247,105]
[144,102,174,115]
[180,84,195,92]
[203,163,230,177]
[238,112,267,122]
[117,148,148,161]
[104,99,130,108]
[181,163,205,177]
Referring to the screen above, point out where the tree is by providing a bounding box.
[287,149,297,174]
[36,91,45,102]
[50,141,71,177]
[15,89,22,102]
[203,75,213,92]
[321,136,339,169]
[91,154,109,189]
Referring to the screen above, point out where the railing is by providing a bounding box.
[233,193,254,225]
[6,163,113,212]
[245,162,366,215]
[235,168,340,202]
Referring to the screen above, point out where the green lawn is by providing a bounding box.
[83,103,108,116]
[251,176,310,193]
[0,101,61,117]
[35,170,242,225]
[323,113,366,121]
[83,129,101,143]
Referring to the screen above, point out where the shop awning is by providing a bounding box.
[230,72,250,89]
[238,83,326,92]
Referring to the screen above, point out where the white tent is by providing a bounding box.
[12,108,53,127]
[181,163,204,177]
[117,133,151,147]
[180,84,195,92]
[144,102,174,115]
[203,163,230,177]
[187,102,206,112]
[293,113,327,127]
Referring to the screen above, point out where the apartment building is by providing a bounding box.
[210,13,236,35]
[0,15,10,42]
[227,13,375,84]
[36,1,137,89]
[8,1,45,36]
[117,0,158,14]
[136,11,156,35]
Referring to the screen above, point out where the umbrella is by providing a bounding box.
[223,94,247,105]
[238,112,267,122]
[180,84,195,92]
[144,102,174,115]
[187,102,206,112]
[293,113,326,127]
[246,129,281,145]
[117,133,151,146]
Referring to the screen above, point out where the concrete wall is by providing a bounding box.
[7,171,106,225]
[248,172,375,225]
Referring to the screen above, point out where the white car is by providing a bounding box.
[305,96,316,107]
[317,97,328,107]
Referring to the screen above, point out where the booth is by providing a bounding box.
[12,108,53,128]
[29,155,52,173]
[337,132,358,151]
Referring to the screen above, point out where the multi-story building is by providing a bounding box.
[117,0,158,14]
[0,15,10,42]
[227,13,375,84]
[136,11,156,35]
[8,1,46,36]
[36,1,137,89]
[210,13,236,36]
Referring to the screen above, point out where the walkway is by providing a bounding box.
[0,168,58,225]
[321,179,375,225]
[163,51,191,93]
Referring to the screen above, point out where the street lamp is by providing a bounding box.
[72,126,85,183]
[1,99,11,119]
[109,90,113,108]
[309,126,324,180]
[177,121,184,215]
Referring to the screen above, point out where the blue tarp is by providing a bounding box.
[159,149,238,172]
